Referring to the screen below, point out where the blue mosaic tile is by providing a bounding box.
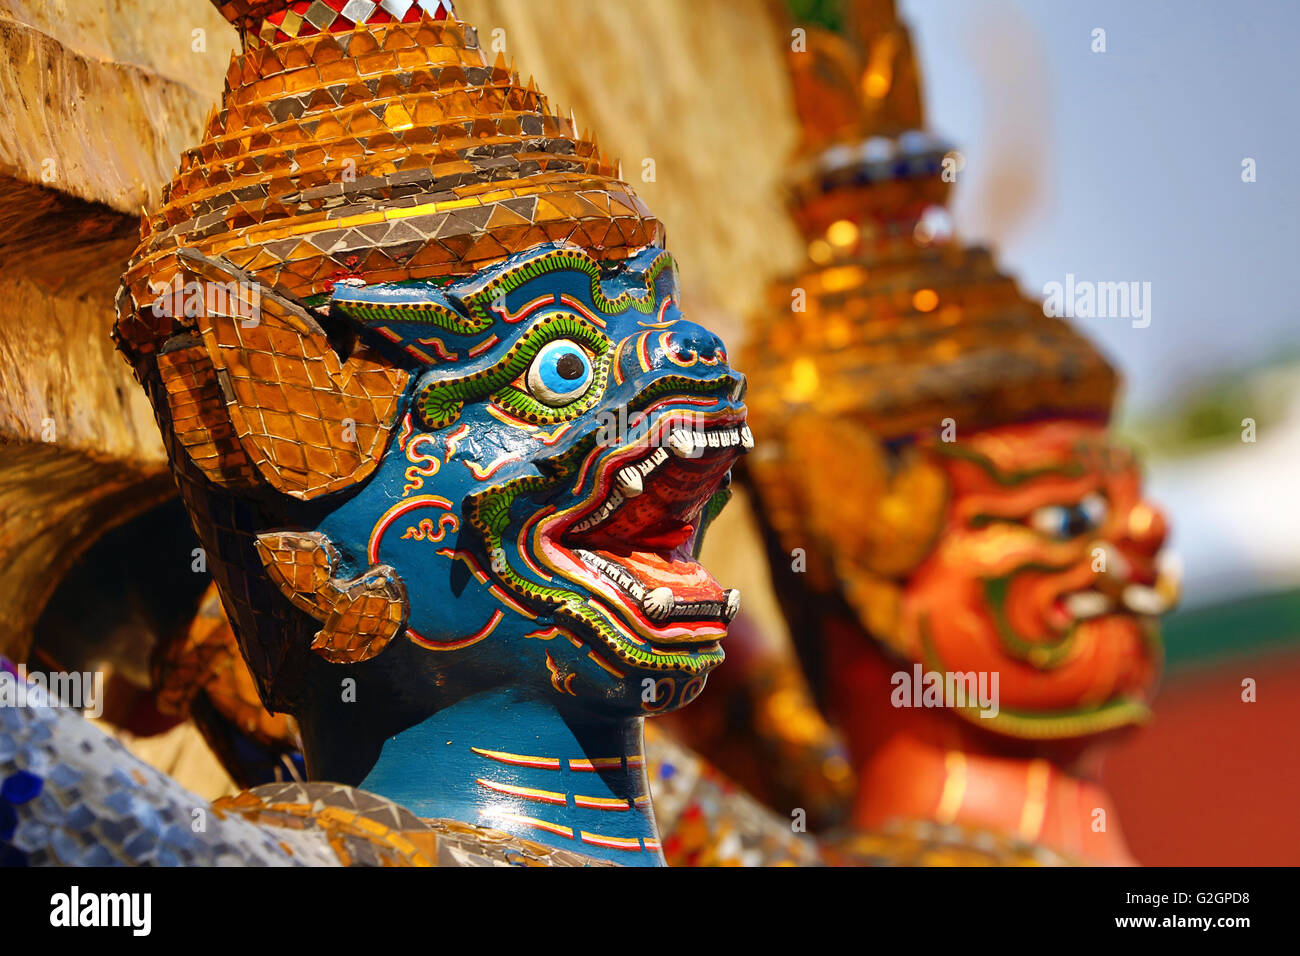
[1,769,43,804]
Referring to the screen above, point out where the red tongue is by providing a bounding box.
[583,520,694,551]
[591,547,725,603]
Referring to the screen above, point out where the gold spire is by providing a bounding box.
[788,0,926,156]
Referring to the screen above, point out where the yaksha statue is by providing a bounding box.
[742,0,1180,865]
[5,0,750,867]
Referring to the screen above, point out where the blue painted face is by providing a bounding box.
[317,243,750,715]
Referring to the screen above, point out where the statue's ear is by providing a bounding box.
[255,531,408,664]
[153,250,408,500]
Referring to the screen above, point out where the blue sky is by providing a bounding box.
[903,0,1299,413]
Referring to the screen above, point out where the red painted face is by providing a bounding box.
[897,419,1175,737]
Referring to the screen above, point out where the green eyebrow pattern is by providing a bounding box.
[418,314,613,429]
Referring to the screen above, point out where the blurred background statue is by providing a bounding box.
[738,0,1180,864]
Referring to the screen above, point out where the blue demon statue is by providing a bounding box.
[0,3,750,867]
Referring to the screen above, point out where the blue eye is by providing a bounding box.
[1029,493,1108,539]
[526,339,593,406]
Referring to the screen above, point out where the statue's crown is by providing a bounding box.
[743,0,1116,446]
[118,0,659,361]
[784,0,951,238]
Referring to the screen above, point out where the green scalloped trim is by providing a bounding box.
[933,441,1088,487]
[624,372,739,412]
[418,314,612,429]
[951,699,1152,739]
[461,246,676,322]
[330,246,676,346]
[335,298,493,336]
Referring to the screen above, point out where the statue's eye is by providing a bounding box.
[526,339,594,406]
[1028,493,1108,540]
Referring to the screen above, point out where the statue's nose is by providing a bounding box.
[661,321,728,366]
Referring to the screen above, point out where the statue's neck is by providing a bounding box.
[343,688,664,866]
[823,615,1136,865]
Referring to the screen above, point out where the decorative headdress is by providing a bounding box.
[115,0,659,501]
[748,0,1116,441]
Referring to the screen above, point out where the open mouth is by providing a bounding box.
[1034,552,1181,634]
[540,411,752,657]
[1049,583,1176,631]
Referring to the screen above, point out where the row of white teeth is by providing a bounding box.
[568,426,752,535]
[577,549,740,623]
[568,448,669,534]
[663,425,754,460]
[1064,585,1172,620]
